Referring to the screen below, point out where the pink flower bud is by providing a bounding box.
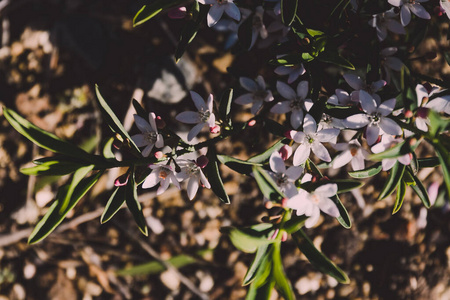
[404,110,414,118]
[155,116,166,129]
[168,7,187,19]
[281,231,288,242]
[196,155,209,169]
[248,119,256,127]
[210,125,220,134]
[114,173,129,187]
[265,201,274,209]
[416,107,429,119]
[434,6,445,17]
[284,130,293,139]
[154,151,164,159]
[281,198,288,208]
[279,145,293,160]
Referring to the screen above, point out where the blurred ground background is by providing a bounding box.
[0,0,450,299]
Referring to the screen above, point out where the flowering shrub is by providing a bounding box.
[3,0,450,298]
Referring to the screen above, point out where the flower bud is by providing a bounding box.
[154,151,164,159]
[281,198,288,208]
[279,145,293,160]
[265,201,274,209]
[210,125,220,134]
[434,6,445,17]
[416,107,429,119]
[114,173,129,187]
[155,116,166,129]
[284,130,293,139]
[281,231,288,242]
[404,109,414,118]
[247,119,256,127]
[196,155,209,169]
[168,7,187,19]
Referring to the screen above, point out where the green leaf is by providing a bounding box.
[348,163,382,178]
[407,168,431,208]
[219,88,234,127]
[369,139,411,161]
[175,2,208,62]
[284,214,308,234]
[248,245,274,291]
[333,194,352,229]
[332,179,364,193]
[378,162,405,200]
[59,165,95,213]
[133,0,185,27]
[217,155,261,175]
[243,244,270,285]
[393,180,407,214]
[132,99,148,120]
[221,226,275,254]
[248,139,289,164]
[246,273,274,300]
[410,152,419,175]
[292,229,349,283]
[444,52,450,67]
[272,242,295,300]
[3,108,96,162]
[318,50,355,70]
[205,147,230,204]
[28,171,103,244]
[95,85,141,155]
[101,186,126,223]
[252,166,285,202]
[418,157,440,168]
[21,160,87,176]
[306,28,325,37]
[325,104,362,119]
[125,172,148,236]
[116,254,197,276]
[281,0,298,26]
[102,137,116,159]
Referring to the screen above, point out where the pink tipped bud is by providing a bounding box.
[434,6,445,16]
[284,130,293,139]
[281,198,288,208]
[168,7,187,19]
[248,119,256,127]
[269,229,279,240]
[416,107,429,119]
[154,151,164,159]
[265,201,274,209]
[409,138,418,146]
[279,145,293,160]
[281,231,288,242]
[210,125,220,134]
[196,155,209,169]
[404,110,414,118]
[155,116,166,129]
[114,173,129,187]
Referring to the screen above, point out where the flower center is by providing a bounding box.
[199,109,211,123]
[276,174,288,186]
[253,90,268,101]
[350,145,358,156]
[311,194,320,204]
[306,135,314,144]
[290,97,304,110]
[159,170,168,179]
[216,0,228,5]
[369,113,382,125]
[144,131,158,144]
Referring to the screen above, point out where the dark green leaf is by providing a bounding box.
[348,163,382,178]
[410,152,419,175]
[418,157,440,168]
[221,226,275,254]
[95,85,141,155]
[272,242,295,300]
[102,137,115,159]
[281,0,298,26]
[378,162,405,200]
[325,104,362,119]
[407,169,431,208]
[238,11,254,50]
[369,140,409,161]
[101,186,126,223]
[116,254,197,276]
[217,155,261,175]
[219,88,234,127]
[21,160,87,176]
[248,139,289,164]
[59,165,95,213]
[3,108,96,162]
[125,172,148,236]
[133,0,185,26]
[132,99,148,120]
[205,147,230,204]
[393,180,406,214]
[292,229,349,283]
[28,171,103,244]
[332,179,364,193]
[284,214,308,234]
[318,50,355,70]
[243,244,270,285]
[333,194,352,229]
[444,52,450,67]
[252,166,285,202]
[246,272,274,300]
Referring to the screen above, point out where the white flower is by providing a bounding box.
[235,76,273,114]
[257,12,290,48]
[274,63,306,84]
[442,1,450,19]
[318,113,344,131]
[328,89,352,106]
[290,114,340,166]
[380,47,403,83]
[249,6,268,50]
[270,81,313,129]
[286,184,340,228]
[343,73,386,102]
[371,135,411,171]
[332,140,369,171]
[142,164,180,195]
[368,10,406,41]
[131,113,164,157]
[388,0,431,26]
[343,90,402,145]
[268,151,303,198]
[198,0,241,27]
[176,156,211,200]
[176,91,216,141]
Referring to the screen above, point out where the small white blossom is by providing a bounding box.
[176,91,216,141]
[290,114,340,166]
[271,81,313,129]
[249,6,268,50]
[343,73,386,102]
[268,151,303,198]
[198,0,241,27]
[343,90,402,145]
[328,89,352,106]
[235,76,273,114]
[143,164,180,195]
[332,140,369,171]
[442,1,450,19]
[371,135,411,171]
[286,184,340,228]
[132,113,164,157]
[368,10,406,41]
[388,0,430,26]
[176,156,211,200]
[380,47,404,83]
[274,63,306,84]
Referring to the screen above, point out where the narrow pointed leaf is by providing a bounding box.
[116,254,196,276]
[102,137,115,159]
[101,186,126,223]
[292,229,350,283]
[281,0,298,26]
[252,166,285,202]
[263,118,287,137]
[59,165,95,213]
[248,245,274,291]
[378,162,405,200]
[243,244,270,285]
[125,172,148,236]
[417,157,440,168]
[272,242,295,300]
[28,171,103,244]
[221,225,275,254]
[393,180,406,214]
[219,88,234,127]
[217,155,261,175]
[333,194,352,229]
[205,147,230,204]
[248,139,289,164]
[246,274,274,300]
[348,162,382,178]
[21,160,87,176]
[318,50,355,70]
[132,99,148,120]
[133,0,185,26]
[407,169,431,208]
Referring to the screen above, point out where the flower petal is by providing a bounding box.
[318,198,340,218]
[207,5,225,27]
[176,111,201,124]
[332,150,352,169]
[303,114,317,135]
[409,4,431,19]
[296,81,309,99]
[239,77,258,92]
[206,94,214,112]
[315,183,338,198]
[311,142,331,162]
[187,177,200,200]
[134,115,153,133]
[292,131,306,143]
[250,101,264,115]
[235,93,254,105]
[132,134,148,147]
[378,98,396,116]
[224,3,241,21]
[293,144,311,166]
[305,206,321,228]
[142,143,154,157]
[142,171,159,189]
[155,134,164,148]
[379,117,402,135]
[366,124,380,145]
[316,128,340,143]
[270,151,286,174]
[385,57,403,71]
[382,158,396,171]
[188,123,205,141]
[386,19,406,34]
[343,114,370,129]
[400,5,411,26]
[285,166,303,181]
[290,109,303,129]
[277,81,296,100]
[199,170,211,189]
[359,90,377,114]
[343,74,364,90]
[351,153,365,171]
[270,101,291,114]
[190,91,207,111]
